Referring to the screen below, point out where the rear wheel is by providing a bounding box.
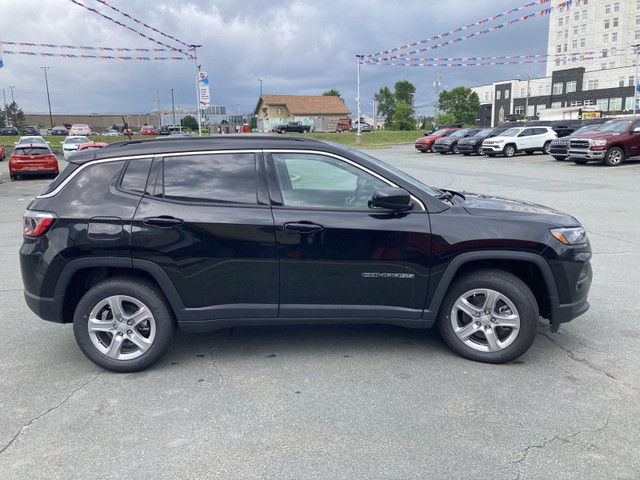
[503,145,516,157]
[451,143,460,155]
[73,278,176,372]
[438,270,538,363]
[603,147,624,166]
[475,144,483,156]
[543,141,552,155]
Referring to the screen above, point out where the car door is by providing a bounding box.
[265,150,432,321]
[131,151,279,319]
[517,128,534,150]
[628,120,640,157]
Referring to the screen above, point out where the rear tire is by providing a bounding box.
[543,141,552,155]
[438,270,538,364]
[603,147,624,166]
[73,278,176,372]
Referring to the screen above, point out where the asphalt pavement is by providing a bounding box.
[0,146,638,479]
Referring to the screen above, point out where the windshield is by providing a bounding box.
[499,128,521,137]
[427,128,447,136]
[477,128,494,136]
[572,125,600,135]
[348,148,441,197]
[14,147,51,155]
[598,120,632,132]
[66,136,89,144]
[448,129,469,137]
[18,137,46,145]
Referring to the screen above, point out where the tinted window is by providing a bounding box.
[533,128,548,135]
[120,158,152,194]
[13,147,51,155]
[272,153,387,210]
[161,153,257,204]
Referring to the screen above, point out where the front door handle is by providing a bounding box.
[143,216,184,228]
[283,221,324,233]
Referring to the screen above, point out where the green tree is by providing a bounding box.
[390,101,416,131]
[438,86,481,125]
[322,88,344,102]
[374,86,395,127]
[6,101,26,129]
[181,115,199,131]
[0,106,5,129]
[436,113,457,126]
[249,115,257,130]
[394,80,416,116]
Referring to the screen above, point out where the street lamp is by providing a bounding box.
[189,44,203,136]
[258,78,263,96]
[516,72,531,120]
[41,67,53,128]
[171,88,176,127]
[356,55,364,145]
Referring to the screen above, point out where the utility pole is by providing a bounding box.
[41,67,53,128]
[2,89,9,126]
[356,54,364,145]
[157,89,161,127]
[258,78,263,96]
[9,85,15,103]
[433,72,442,128]
[171,88,176,127]
[189,44,203,136]
[373,96,377,130]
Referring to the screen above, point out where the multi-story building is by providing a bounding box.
[472,0,639,126]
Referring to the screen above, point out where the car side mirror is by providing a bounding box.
[369,187,413,211]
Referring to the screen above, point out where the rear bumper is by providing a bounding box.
[24,289,65,323]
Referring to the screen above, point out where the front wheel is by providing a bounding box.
[438,270,538,363]
[475,144,483,156]
[451,143,459,155]
[543,141,552,155]
[503,145,516,157]
[603,147,624,166]
[73,278,176,372]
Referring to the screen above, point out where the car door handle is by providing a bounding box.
[283,221,324,233]
[143,216,184,227]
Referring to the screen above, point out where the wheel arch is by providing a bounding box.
[422,251,558,324]
[56,258,185,324]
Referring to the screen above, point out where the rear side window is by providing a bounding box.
[120,158,152,194]
[14,147,51,155]
[159,153,257,205]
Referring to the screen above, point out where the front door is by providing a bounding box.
[266,151,431,320]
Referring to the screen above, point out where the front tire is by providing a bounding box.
[603,147,624,166]
[543,141,552,155]
[475,144,483,156]
[451,143,459,154]
[73,278,176,372]
[503,145,516,158]
[438,270,538,364]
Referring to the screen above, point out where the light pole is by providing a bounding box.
[9,85,15,103]
[356,55,364,145]
[171,88,176,127]
[516,66,532,120]
[189,44,203,136]
[258,78,263,96]
[41,67,53,128]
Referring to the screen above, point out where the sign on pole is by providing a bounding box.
[199,71,210,108]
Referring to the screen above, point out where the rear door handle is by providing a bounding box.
[283,221,324,233]
[143,216,184,228]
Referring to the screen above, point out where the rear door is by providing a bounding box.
[266,150,431,320]
[131,151,279,319]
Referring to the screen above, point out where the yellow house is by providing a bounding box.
[254,95,351,132]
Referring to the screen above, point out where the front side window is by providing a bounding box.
[271,153,388,210]
[159,153,257,204]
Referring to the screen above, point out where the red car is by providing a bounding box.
[9,144,59,181]
[78,142,108,152]
[140,126,157,135]
[415,127,461,153]
[122,128,134,135]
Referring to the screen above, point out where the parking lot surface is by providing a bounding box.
[1,146,639,479]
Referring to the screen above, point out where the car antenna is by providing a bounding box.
[122,116,132,140]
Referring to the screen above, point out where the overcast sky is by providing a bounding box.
[0,0,549,118]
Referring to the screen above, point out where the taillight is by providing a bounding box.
[23,211,57,237]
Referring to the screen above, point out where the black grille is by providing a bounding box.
[570,139,590,149]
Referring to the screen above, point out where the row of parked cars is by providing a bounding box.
[415,117,640,166]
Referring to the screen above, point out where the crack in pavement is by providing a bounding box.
[539,332,617,380]
[0,370,105,455]
[511,414,611,480]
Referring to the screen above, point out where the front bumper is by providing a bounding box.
[481,143,504,154]
[432,143,452,153]
[457,143,477,153]
[567,148,606,161]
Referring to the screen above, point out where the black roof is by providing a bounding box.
[69,136,346,165]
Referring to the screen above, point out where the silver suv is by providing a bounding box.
[481,126,557,157]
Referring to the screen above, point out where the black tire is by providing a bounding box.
[428,144,434,153]
[475,144,483,156]
[552,156,564,161]
[543,141,552,155]
[503,144,516,158]
[73,277,176,372]
[573,159,588,165]
[10,173,17,181]
[603,147,624,166]
[525,150,535,155]
[451,143,459,155]
[438,269,538,364]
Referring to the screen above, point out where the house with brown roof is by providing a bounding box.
[254,95,351,132]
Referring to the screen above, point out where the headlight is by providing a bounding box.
[551,227,588,245]
[590,139,607,146]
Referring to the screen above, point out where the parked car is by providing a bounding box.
[481,126,557,157]
[104,129,119,136]
[0,143,4,161]
[140,126,157,136]
[69,124,92,136]
[23,126,40,136]
[414,127,461,153]
[432,128,483,154]
[549,124,603,161]
[77,142,107,152]
[567,118,640,166]
[62,136,90,160]
[15,136,48,147]
[20,136,592,372]
[457,126,512,156]
[51,126,69,136]
[349,123,373,133]
[158,125,170,136]
[122,128,134,136]
[1,126,20,136]
[274,122,311,134]
[9,144,58,180]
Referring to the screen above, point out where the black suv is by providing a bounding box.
[20,137,592,372]
[457,126,511,156]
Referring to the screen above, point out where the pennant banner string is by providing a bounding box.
[3,41,170,53]
[3,50,188,61]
